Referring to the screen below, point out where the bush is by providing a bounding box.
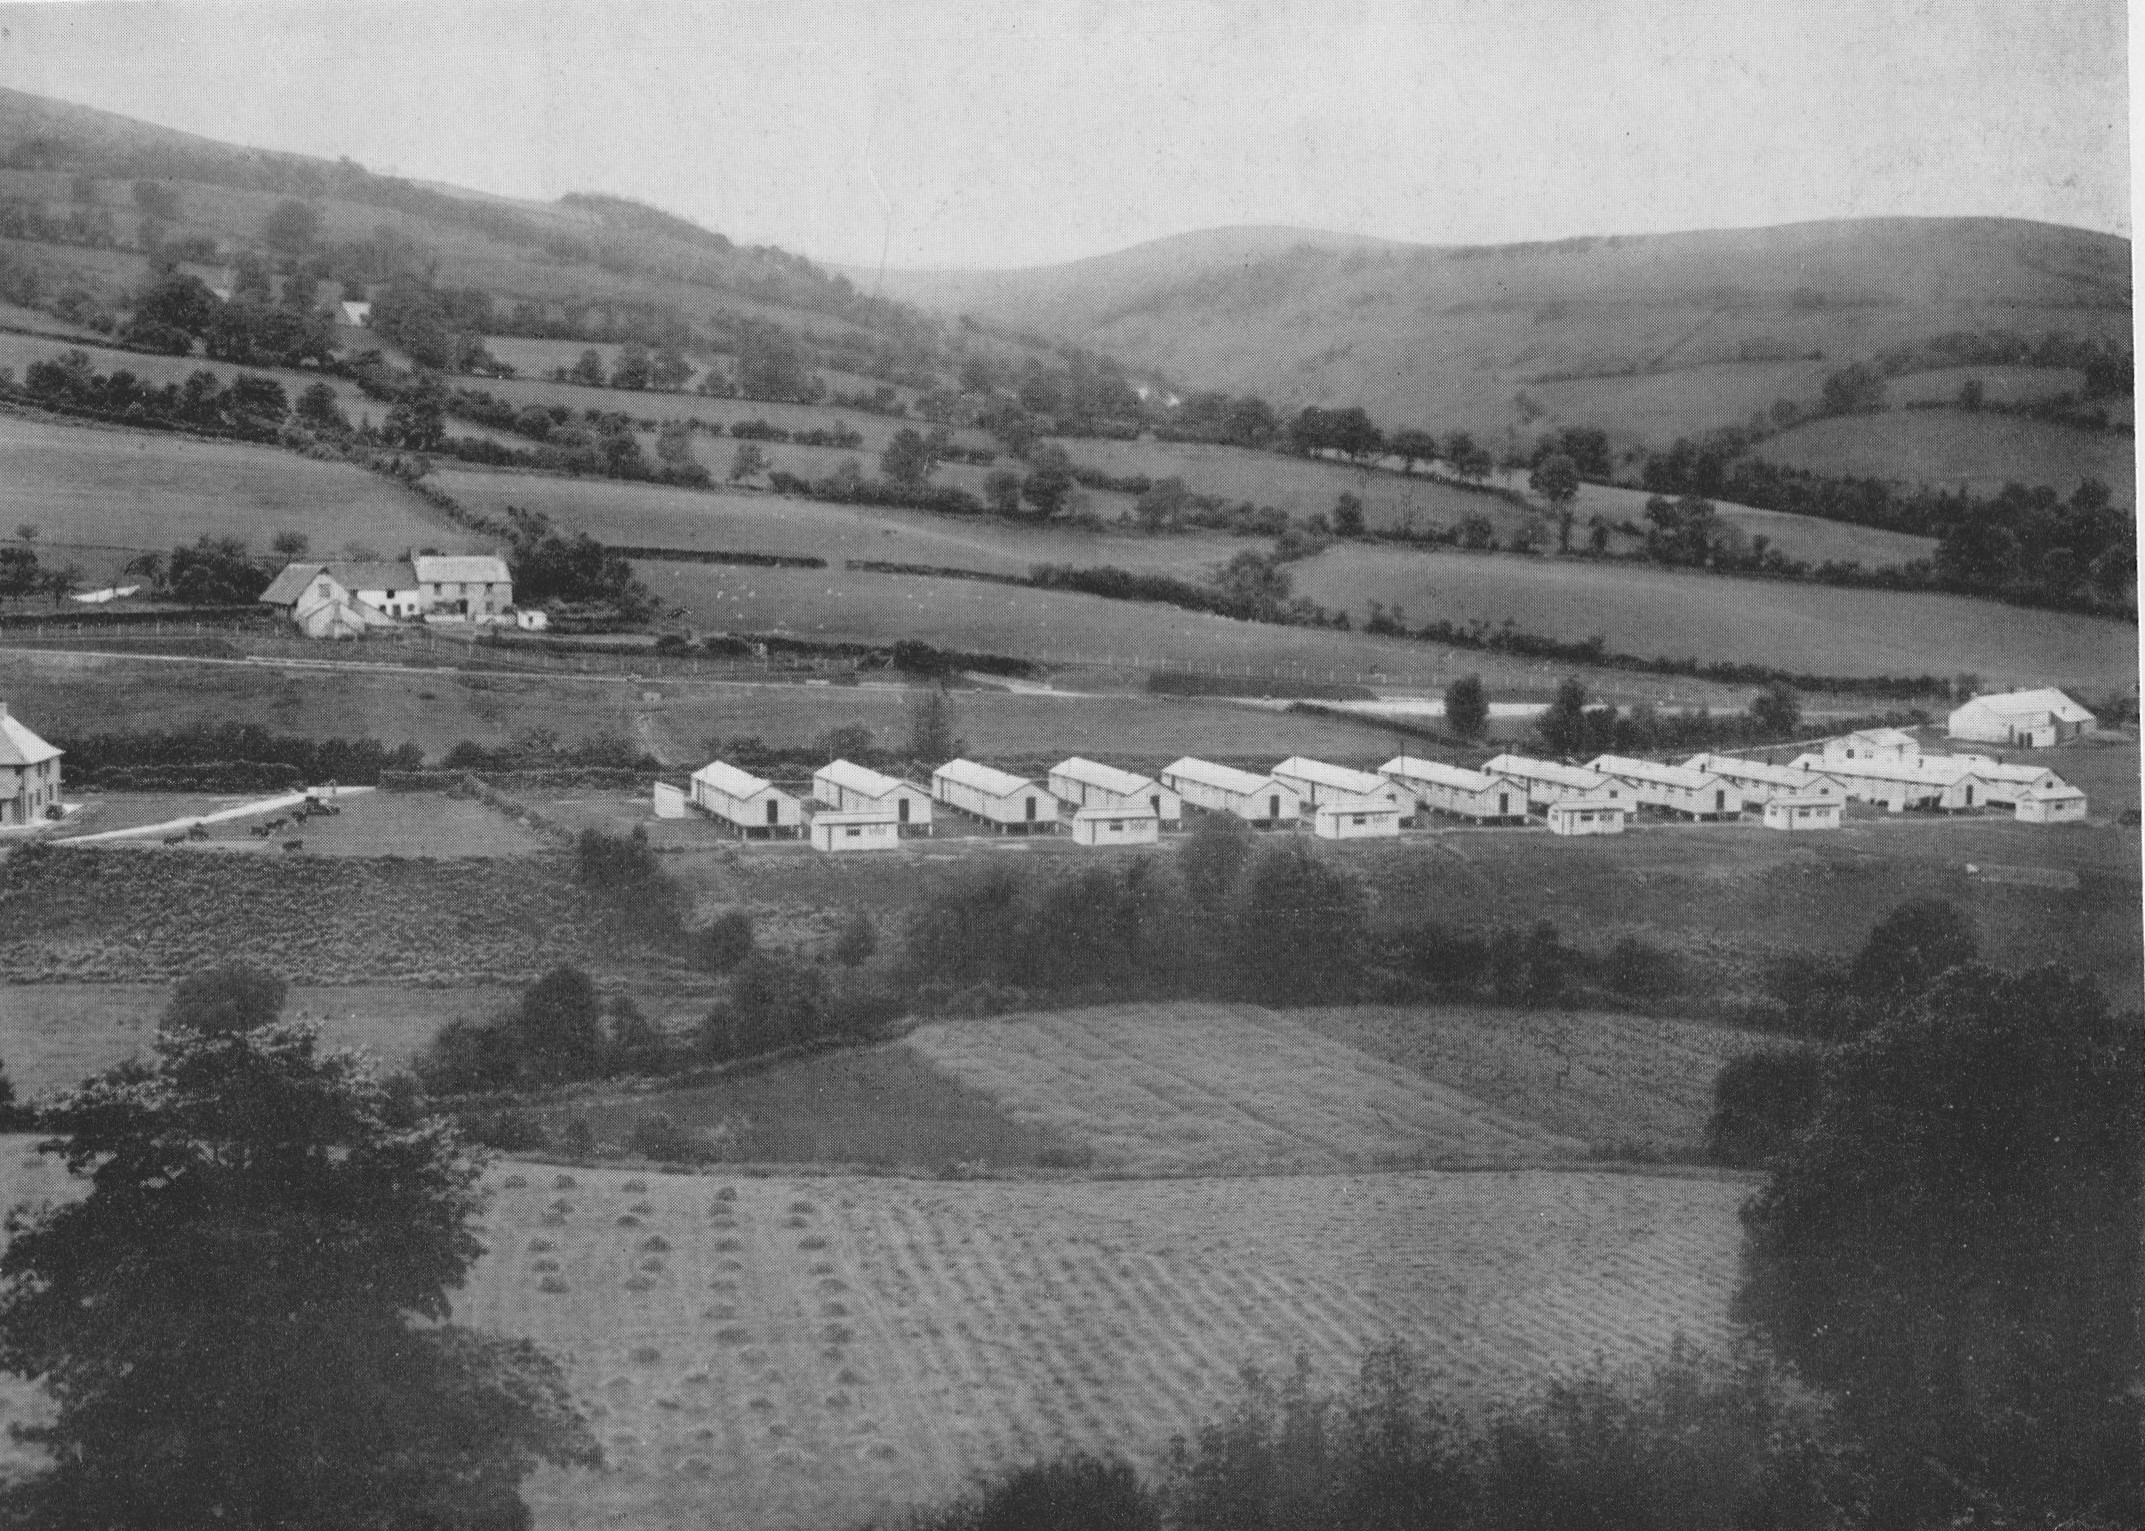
[830,911,877,967]
[1704,1046,1824,1167]
[896,1454,1160,1531]
[1602,935,1681,997]
[462,1108,550,1152]
[626,1112,723,1164]
[699,911,755,972]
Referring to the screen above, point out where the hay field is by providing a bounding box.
[1287,541,2139,689]
[1753,411,2134,498]
[904,1004,1585,1175]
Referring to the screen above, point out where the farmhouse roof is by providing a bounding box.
[1163,757,1284,796]
[816,759,915,799]
[1957,687,2095,724]
[258,561,418,606]
[1483,754,1610,791]
[691,759,780,798]
[0,704,61,767]
[413,554,510,585]
[1380,758,1510,792]
[1271,756,1389,796]
[1052,757,1159,796]
[934,759,1036,798]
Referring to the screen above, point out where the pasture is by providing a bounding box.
[50,787,559,858]
[1884,366,2089,408]
[1752,410,2134,498]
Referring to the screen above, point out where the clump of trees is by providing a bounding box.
[1534,675,1828,758]
[500,504,654,620]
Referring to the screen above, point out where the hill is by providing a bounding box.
[873,217,2132,454]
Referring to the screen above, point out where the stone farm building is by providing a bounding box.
[813,759,932,833]
[1160,758,1302,826]
[261,554,516,636]
[0,703,62,826]
[1379,758,1527,823]
[1588,756,1744,820]
[1482,755,1622,814]
[1947,688,2096,748]
[690,760,804,837]
[932,760,1058,833]
[1270,757,1411,815]
[1048,758,1180,826]
[413,555,513,623]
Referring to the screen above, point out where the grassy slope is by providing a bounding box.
[1750,409,2136,498]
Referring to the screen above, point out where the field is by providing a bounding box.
[1288,541,2140,689]
[46,787,557,857]
[1752,410,2135,498]
[903,1004,1584,1175]
[1884,366,2090,408]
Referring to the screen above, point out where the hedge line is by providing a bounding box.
[381,767,661,792]
[599,545,825,569]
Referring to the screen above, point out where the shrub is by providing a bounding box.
[830,911,877,967]
[1704,1046,1825,1167]
[899,1454,1160,1531]
[699,911,755,972]
[461,1108,550,1152]
[1602,935,1681,997]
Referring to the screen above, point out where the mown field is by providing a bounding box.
[1752,410,2135,498]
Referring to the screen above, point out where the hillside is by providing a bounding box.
[874,218,2132,453]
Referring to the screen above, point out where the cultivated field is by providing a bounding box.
[1288,541,2140,689]
[1752,410,2135,498]
[904,1004,1585,1175]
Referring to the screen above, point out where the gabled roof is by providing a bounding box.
[1685,754,1839,788]
[1381,758,1512,793]
[413,554,510,584]
[1550,794,1625,812]
[0,706,61,767]
[1051,757,1159,796]
[2027,781,2087,800]
[1958,688,2095,723]
[1072,803,1158,820]
[1838,727,1921,749]
[1801,755,1981,788]
[1482,754,1609,791]
[692,759,785,799]
[258,560,418,606]
[258,563,328,606]
[1162,757,1288,797]
[1589,755,1720,791]
[814,759,917,799]
[933,759,1037,798]
[1271,756,1389,796]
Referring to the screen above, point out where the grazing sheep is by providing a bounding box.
[162,834,186,846]
[281,839,303,852]
[186,823,207,840]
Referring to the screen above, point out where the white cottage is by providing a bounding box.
[809,810,903,851]
[1048,758,1179,826]
[1312,801,1402,840]
[690,759,805,837]
[1948,688,2095,748]
[932,759,1058,833]
[1546,796,1626,836]
[1270,757,1410,815]
[1683,753,1846,806]
[2015,782,2089,823]
[0,703,63,827]
[1159,758,1302,825]
[1587,756,1743,820]
[1380,758,1527,823]
[1480,754,1621,813]
[813,759,932,833]
[1070,805,1161,846]
[1762,794,1842,831]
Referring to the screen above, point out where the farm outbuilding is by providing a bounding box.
[1682,754,1846,806]
[814,759,932,833]
[690,760,805,837]
[1948,688,2095,748]
[1762,794,1843,831]
[1546,796,1626,836]
[258,560,417,638]
[932,760,1058,833]
[1820,728,1921,766]
[1160,758,1302,825]
[0,703,62,827]
[1480,754,1621,814]
[809,810,903,851]
[1379,758,1527,823]
[1070,806,1161,846]
[2015,782,2089,823]
[1049,758,1180,826]
[1312,801,1402,840]
[1586,756,1744,820]
[1270,757,1411,815]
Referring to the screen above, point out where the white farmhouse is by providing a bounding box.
[413,554,514,625]
[1480,754,1621,814]
[1312,801,1402,839]
[0,703,62,827]
[809,810,903,851]
[1048,758,1180,826]
[1683,754,1847,806]
[1270,757,1411,815]
[1948,688,2095,748]
[813,759,932,834]
[1380,758,1527,823]
[1762,794,1843,831]
[1546,795,1626,836]
[257,560,420,638]
[1159,758,1302,825]
[1820,728,1921,766]
[1587,756,1744,820]
[932,759,1058,833]
[1070,805,1160,846]
[690,760,805,837]
[2015,782,2089,823]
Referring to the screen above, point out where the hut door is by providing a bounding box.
[766,800,780,826]
[1715,789,1725,813]
[898,798,910,823]
[1498,792,1509,816]
[1025,797,1037,821]
[1269,795,1280,820]
[1964,784,1974,806]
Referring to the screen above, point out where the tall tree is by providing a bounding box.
[259,198,321,255]
[1444,674,1488,738]
[904,686,959,764]
[0,967,598,1530]
[879,427,934,489]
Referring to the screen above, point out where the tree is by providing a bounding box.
[1444,674,1488,738]
[1736,964,2142,1525]
[1748,681,1800,737]
[608,341,652,390]
[1529,451,1581,513]
[568,348,606,386]
[259,198,321,254]
[269,530,311,562]
[655,421,697,467]
[879,427,934,489]
[983,468,1024,516]
[134,271,219,336]
[1178,808,1254,912]
[832,911,878,967]
[512,965,607,1083]
[1389,427,1438,475]
[0,968,598,1529]
[382,375,447,451]
[224,373,289,426]
[1846,898,1977,1016]
[905,686,958,763]
[728,442,770,483]
[699,911,755,972]
[1235,844,1365,1001]
[1331,493,1365,538]
[1704,1045,1824,1166]
[1021,444,1076,518]
[1536,676,1592,757]
[131,179,179,220]
[293,380,348,433]
[1819,362,1887,415]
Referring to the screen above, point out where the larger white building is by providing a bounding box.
[1683,754,1846,806]
[1048,758,1180,826]
[812,759,932,833]
[1789,753,1992,813]
[1159,758,1302,825]
[1820,728,1921,766]
[1947,688,2096,748]
[1379,758,1527,823]
[1481,754,1622,813]
[932,760,1058,832]
[690,759,805,837]
[1270,756,1411,814]
[258,560,420,638]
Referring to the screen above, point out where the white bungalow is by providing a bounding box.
[1312,801,1402,840]
[1790,754,1991,813]
[1048,757,1180,826]
[813,759,932,834]
[2015,782,2088,823]
[1480,754,1621,813]
[1587,756,1743,820]
[932,759,1058,833]
[1070,805,1161,846]
[1546,795,1626,836]
[1948,688,2095,748]
[1380,758,1527,823]
[1762,794,1843,831]
[1159,758,1302,826]
[1820,728,1922,766]
[1683,753,1846,806]
[1270,757,1410,815]
[690,759,804,837]
[809,810,903,851]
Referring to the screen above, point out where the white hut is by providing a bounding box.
[1820,728,1922,766]
[1270,757,1411,815]
[1159,758,1302,825]
[690,760,804,837]
[809,809,903,851]
[813,759,932,833]
[1311,801,1402,840]
[1762,794,1842,831]
[1790,754,1991,812]
[1070,805,1161,846]
[931,759,1058,833]
[1049,758,1180,826]
[1380,758,1527,823]
[1480,754,1621,813]
[1683,753,1846,806]
[2015,782,2089,823]
[1587,756,1744,820]
[1948,688,2095,748]
[1923,756,2064,806]
[1546,796,1626,836]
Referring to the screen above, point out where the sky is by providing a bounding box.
[0,0,2128,271]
